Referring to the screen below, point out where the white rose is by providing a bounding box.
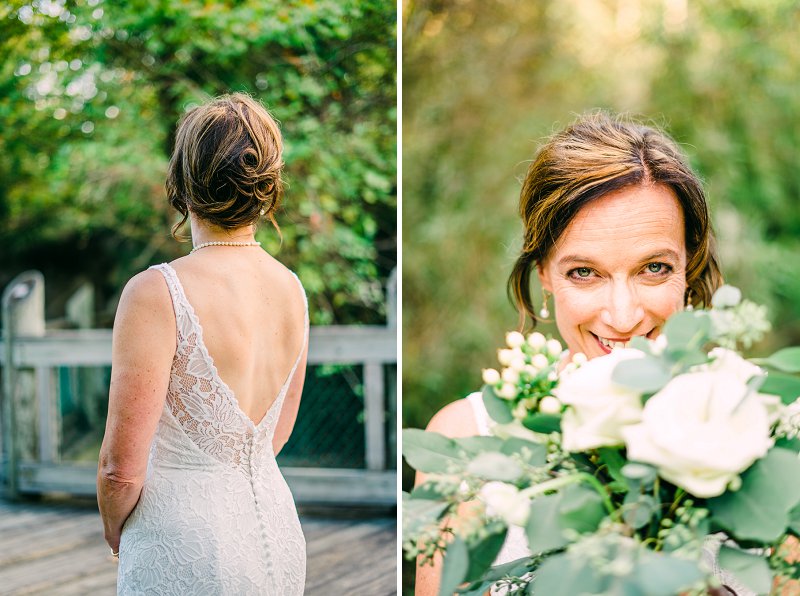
[554,348,646,452]
[497,383,518,400]
[482,368,501,385]
[621,370,774,498]
[707,347,764,384]
[707,348,781,422]
[479,481,531,527]
[527,332,546,349]
[506,331,526,348]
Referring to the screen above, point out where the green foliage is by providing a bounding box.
[708,448,800,543]
[1,0,395,325]
[718,546,773,595]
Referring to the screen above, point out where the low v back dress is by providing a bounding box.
[465,392,752,596]
[116,262,308,595]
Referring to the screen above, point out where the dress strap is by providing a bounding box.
[148,263,190,328]
[466,392,492,436]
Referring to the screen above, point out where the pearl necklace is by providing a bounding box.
[190,240,262,254]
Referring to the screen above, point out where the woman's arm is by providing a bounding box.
[97,270,175,553]
[415,398,481,596]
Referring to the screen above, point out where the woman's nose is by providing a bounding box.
[600,283,645,334]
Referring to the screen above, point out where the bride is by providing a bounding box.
[414,112,752,595]
[97,93,309,594]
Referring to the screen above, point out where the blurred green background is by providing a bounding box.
[402,0,800,592]
[1,0,396,327]
[402,0,800,432]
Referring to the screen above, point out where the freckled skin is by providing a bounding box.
[537,184,687,361]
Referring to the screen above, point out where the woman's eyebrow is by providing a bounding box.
[557,249,681,267]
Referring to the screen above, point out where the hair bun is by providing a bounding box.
[166,93,284,237]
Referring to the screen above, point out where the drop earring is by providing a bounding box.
[539,289,551,319]
[685,289,694,311]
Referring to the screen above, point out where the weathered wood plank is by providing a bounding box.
[16,463,397,506]
[0,325,396,367]
[0,499,397,595]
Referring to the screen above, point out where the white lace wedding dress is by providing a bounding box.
[465,392,753,596]
[116,262,308,595]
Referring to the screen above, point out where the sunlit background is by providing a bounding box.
[403,0,800,589]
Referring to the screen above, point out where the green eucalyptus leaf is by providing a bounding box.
[531,552,605,595]
[466,452,523,482]
[612,356,671,393]
[632,549,707,595]
[501,437,547,466]
[402,429,464,473]
[760,372,800,405]
[525,484,605,554]
[753,347,800,373]
[439,536,469,596]
[558,484,607,533]
[708,448,800,542]
[717,546,773,595]
[598,447,629,492]
[521,413,561,434]
[410,481,451,501]
[465,526,508,582]
[775,436,800,452]
[789,501,800,535]
[623,493,658,529]
[664,310,712,352]
[457,556,534,595]
[628,335,652,353]
[621,462,657,486]
[454,435,505,456]
[402,496,450,536]
[482,384,513,424]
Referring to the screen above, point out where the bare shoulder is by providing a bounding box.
[117,269,172,313]
[425,397,479,438]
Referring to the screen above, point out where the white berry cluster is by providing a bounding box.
[482,331,586,420]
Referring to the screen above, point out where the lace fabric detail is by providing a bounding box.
[117,262,308,595]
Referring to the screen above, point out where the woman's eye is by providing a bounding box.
[569,267,594,279]
[645,262,672,275]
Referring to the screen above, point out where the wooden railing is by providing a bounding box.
[0,271,396,506]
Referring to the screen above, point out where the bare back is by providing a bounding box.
[170,250,307,426]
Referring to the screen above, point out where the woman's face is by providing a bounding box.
[537,183,687,361]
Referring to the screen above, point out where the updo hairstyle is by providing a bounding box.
[508,111,723,326]
[166,93,284,239]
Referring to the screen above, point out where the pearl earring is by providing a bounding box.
[259,208,265,216]
[686,289,694,311]
[539,289,551,319]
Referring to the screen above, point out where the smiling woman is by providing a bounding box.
[537,184,687,360]
[414,112,727,595]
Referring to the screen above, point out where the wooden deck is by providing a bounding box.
[0,497,397,595]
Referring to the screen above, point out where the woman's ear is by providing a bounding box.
[537,262,553,293]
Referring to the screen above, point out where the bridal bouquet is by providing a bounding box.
[403,287,800,595]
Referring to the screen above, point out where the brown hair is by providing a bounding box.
[508,111,722,326]
[166,93,284,239]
